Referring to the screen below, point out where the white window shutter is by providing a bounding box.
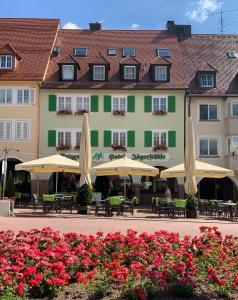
[0,121,4,139]
[5,121,12,140]
[23,121,29,140]
[29,88,36,104]
[15,121,22,140]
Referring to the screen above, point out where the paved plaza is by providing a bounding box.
[0,208,238,236]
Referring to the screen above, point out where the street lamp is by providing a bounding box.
[2,148,19,198]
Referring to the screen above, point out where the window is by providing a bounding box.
[124,66,136,80]
[199,138,218,156]
[0,55,12,69]
[153,131,167,147]
[228,136,238,155]
[154,66,168,81]
[57,131,71,147]
[76,132,81,147]
[0,120,12,140]
[93,65,105,81]
[227,52,236,58]
[199,104,218,121]
[156,49,171,57]
[76,97,90,112]
[74,48,88,57]
[122,48,136,57]
[58,97,72,111]
[0,89,12,104]
[231,103,238,117]
[112,97,126,112]
[152,97,167,112]
[112,131,126,146]
[108,48,116,56]
[15,120,30,141]
[17,89,30,104]
[200,73,215,88]
[62,65,74,80]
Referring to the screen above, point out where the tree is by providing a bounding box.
[5,171,15,198]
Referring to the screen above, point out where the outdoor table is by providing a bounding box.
[221,202,236,220]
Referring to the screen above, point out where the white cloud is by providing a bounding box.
[63,22,81,29]
[186,0,223,23]
[129,23,140,30]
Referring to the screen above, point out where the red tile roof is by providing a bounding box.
[43,29,187,89]
[0,18,60,81]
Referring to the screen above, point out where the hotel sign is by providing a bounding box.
[62,151,169,163]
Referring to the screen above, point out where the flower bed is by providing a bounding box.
[0,227,238,299]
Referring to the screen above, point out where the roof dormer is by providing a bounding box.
[0,44,21,70]
[197,63,217,89]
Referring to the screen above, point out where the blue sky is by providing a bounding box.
[0,0,237,34]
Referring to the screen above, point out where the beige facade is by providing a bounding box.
[0,81,40,180]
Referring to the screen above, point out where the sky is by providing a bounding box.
[0,0,238,34]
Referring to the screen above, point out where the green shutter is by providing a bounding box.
[104,130,111,147]
[127,96,135,112]
[91,95,99,112]
[48,130,56,147]
[144,131,152,147]
[90,130,98,147]
[104,95,111,112]
[168,131,176,147]
[127,131,135,147]
[48,95,56,112]
[168,96,176,112]
[144,96,152,112]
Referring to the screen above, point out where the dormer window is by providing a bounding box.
[62,65,74,80]
[200,73,215,88]
[0,55,13,69]
[124,66,136,80]
[154,66,168,81]
[122,48,136,57]
[93,65,105,81]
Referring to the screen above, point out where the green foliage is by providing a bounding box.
[5,171,15,198]
[76,184,92,207]
[186,195,198,212]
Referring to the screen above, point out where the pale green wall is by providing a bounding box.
[40,89,185,168]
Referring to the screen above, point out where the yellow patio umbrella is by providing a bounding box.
[160,160,234,179]
[184,117,197,196]
[15,154,80,193]
[91,157,159,177]
[79,113,92,187]
[91,157,159,196]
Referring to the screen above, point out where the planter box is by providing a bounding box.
[77,205,91,215]
[186,210,198,218]
[0,200,11,217]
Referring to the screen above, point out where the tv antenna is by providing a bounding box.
[208,8,238,34]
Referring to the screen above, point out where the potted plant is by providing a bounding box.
[5,171,16,215]
[186,195,198,218]
[76,183,93,214]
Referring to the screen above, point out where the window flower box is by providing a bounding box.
[56,144,72,151]
[113,110,126,116]
[57,109,73,115]
[152,145,168,152]
[111,144,127,151]
[75,109,89,115]
[74,145,81,150]
[152,110,167,116]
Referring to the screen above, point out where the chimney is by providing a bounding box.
[89,22,102,31]
[166,20,191,38]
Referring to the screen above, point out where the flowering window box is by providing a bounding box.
[57,109,73,115]
[113,110,126,116]
[111,144,127,151]
[153,145,168,152]
[56,144,72,151]
[75,109,89,115]
[152,110,168,116]
[74,145,80,150]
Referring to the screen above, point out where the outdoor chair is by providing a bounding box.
[33,193,39,212]
[151,196,160,212]
[199,199,209,215]
[54,194,64,213]
[156,197,171,217]
[121,198,135,216]
[14,192,22,207]
[43,194,55,214]
[94,194,107,216]
[108,196,123,216]
[209,200,223,218]
[174,199,186,218]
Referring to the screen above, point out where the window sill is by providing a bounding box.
[199,156,220,158]
[199,119,220,122]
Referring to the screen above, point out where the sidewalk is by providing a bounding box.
[1,208,238,236]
